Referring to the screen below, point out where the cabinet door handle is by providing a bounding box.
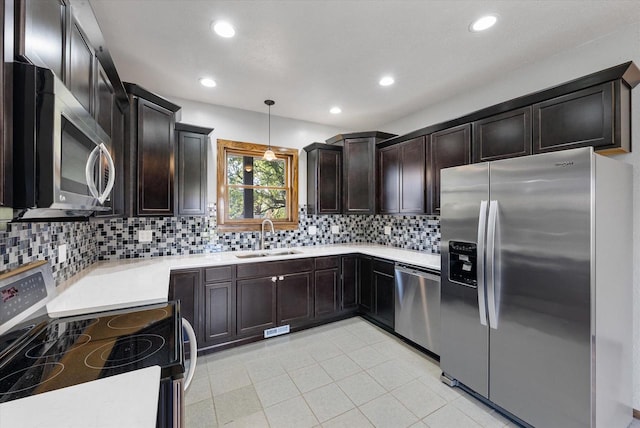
[271,277,277,282]
[278,276,284,281]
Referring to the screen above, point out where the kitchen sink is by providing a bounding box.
[235,250,302,259]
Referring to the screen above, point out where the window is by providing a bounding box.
[216,139,299,231]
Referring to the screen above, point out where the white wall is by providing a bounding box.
[382,22,640,411]
[168,97,343,205]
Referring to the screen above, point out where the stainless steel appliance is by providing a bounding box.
[440,147,632,428]
[0,262,197,428]
[12,62,115,219]
[394,264,440,355]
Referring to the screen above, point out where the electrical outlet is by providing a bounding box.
[384,226,392,235]
[138,230,153,242]
[331,225,339,234]
[308,225,317,235]
[58,244,67,264]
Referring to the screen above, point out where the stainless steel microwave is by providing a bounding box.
[12,62,115,219]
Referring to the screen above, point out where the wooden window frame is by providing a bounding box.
[216,139,299,232]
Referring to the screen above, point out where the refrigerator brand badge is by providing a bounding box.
[555,161,574,167]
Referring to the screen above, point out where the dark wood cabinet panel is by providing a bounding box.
[237,277,277,336]
[473,107,532,163]
[400,137,425,213]
[204,266,233,283]
[315,268,338,318]
[278,272,313,326]
[378,145,400,214]
[341,255,358,311]
[236,258,315,279]
[18,0,66,79]
[304,143,341,214]
[176,130,207,215]
[343,137,376,214]
[204,282,235,344]
[137,98,175,215]
[68,19,93,113]
[428,124,471,214]
[359,256,373,314]
[533,82,628,154]
[95,62,114,137]
[0,0,10,207]
[373,268,395,329]
[168,269,200,336]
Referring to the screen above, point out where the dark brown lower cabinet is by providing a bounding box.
[341,255,358,311]
[236,277,277,336]
[278,272,313,326]
[315,268,339,318]
[372,259,395,329]
[203,282,235,345]
[359,256,373,315]
[168,269,199,332]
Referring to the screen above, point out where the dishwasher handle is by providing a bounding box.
[394,264,438,279]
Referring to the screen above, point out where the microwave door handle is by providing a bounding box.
[85,144,101,200]
[476,200,488,326]
[98,144,115,204]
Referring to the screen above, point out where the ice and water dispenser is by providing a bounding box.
[448,241,478,287]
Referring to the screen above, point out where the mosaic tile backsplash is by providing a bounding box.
[0,205,441,283]
[0,221,98,284]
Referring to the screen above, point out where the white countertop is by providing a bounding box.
[0,366,161,428]
[47,244,440,318]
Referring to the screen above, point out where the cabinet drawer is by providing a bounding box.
[236,258,314,279]
[204,265,233,283]
[373,258,395,276]
[315,256,340,270]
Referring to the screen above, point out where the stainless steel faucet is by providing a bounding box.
[260,219,275,250]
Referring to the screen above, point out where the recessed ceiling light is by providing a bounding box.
[379,76,395,87]
[212,21,235,38]
[470,15,497,32]
[199,77,217,88]
[330,107,342,114]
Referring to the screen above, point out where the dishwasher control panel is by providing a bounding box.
[448,241,477,287]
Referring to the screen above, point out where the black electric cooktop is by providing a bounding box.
[0,302,183,404]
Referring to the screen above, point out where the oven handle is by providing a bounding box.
[182,318,197,391]
[85,143,115,204]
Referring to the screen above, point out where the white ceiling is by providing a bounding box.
[87,0,640,130]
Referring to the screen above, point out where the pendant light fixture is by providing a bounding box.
[263,99,276,161]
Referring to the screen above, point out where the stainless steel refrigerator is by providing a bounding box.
[440,147,632,428]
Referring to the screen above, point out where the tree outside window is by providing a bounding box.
[216,139,298,231]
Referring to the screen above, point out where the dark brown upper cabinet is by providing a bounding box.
[378,136,425,214]
[304,143,342,215]
[1,0,10,207]
[124,83,181,216]
[95,61,114,137]
[533,81,629,154]
[428,124,471,214]
[175,123,212,216]
[68,18,93,113]
[326,131,396,215]
[16,0,66,79]
[473,107,532,163]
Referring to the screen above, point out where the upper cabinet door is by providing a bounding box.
[137,98,175,216]
[68,18,93,113]
[18,0,66,79]
[399,137,426,213]
[378,145,400,214]
[176,130,208,216]
[95,61,114,137]
[473,107,532,163]
[343,138,375,214]
[533,82,626,154]
[428,123,471,215]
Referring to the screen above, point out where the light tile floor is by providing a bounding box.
[185,317,640,428]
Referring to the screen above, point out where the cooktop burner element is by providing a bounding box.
[0,362,65,397]
[107,308,169,330]
[84,334,166,369]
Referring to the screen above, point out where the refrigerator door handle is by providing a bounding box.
[476,200,489,326]
[486,200,498,329]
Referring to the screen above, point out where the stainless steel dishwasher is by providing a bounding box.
[394,263,440,356]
